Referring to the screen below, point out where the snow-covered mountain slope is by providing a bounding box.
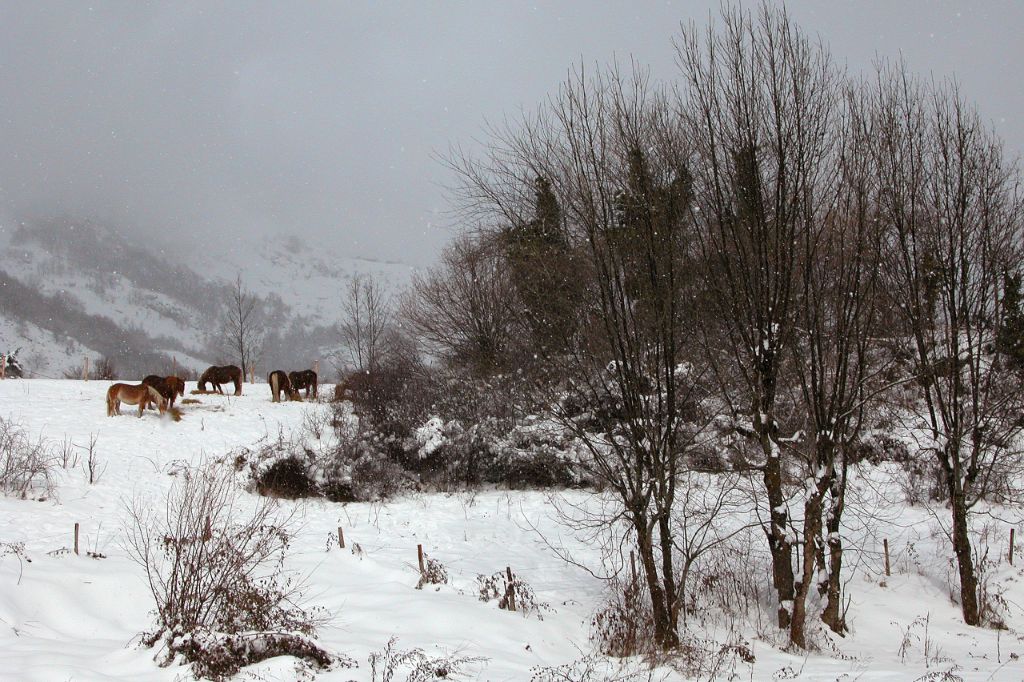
[0,219,415,379]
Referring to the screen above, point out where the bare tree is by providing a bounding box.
[784,83,885,643]
[677,4,839,636]
[218,274,266,379]
[402,234,522,375]
[338,274,392,372]
[451,62,709,650]
[872,65,1024,626]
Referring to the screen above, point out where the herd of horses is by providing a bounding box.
[104,364,318,417]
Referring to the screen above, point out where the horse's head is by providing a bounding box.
[147,385,167,413]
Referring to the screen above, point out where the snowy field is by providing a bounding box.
[1,380,1022,681]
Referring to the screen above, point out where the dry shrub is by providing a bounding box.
[669,633,755,680]
[416,555,448,590]
[476,569,548,618]
[0,416,55,498]
[1,541,28,583]
[368,636,485,682]
[124,464,333,680]
[530,655,664,681]
[591,577,654,658]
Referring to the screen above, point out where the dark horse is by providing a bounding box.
[198,365,243,396]
[289,369,318,399]
[268,370,300,402]
[142,375,186,409]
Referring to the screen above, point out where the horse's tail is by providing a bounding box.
[269,372,279,402]
[106,385,116,416]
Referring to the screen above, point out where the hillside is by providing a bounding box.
[0,219,414,379]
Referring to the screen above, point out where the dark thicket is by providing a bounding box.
[996,270,1024,372]
[504,176,581,357]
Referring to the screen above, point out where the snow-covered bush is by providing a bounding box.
[255,455,314,498]
[124,464,333,680]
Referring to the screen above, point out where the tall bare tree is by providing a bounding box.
[219,274,265,380]
[784,83,885,644]
[402,234,522,375]
[677,4,839,634]
[338,274,392,372]
[451,61,711,649]
[872,66,1024,626]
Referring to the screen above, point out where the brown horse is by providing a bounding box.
[268,370,300,402]
[107,383,165,417]
[288,369,318,399]
[142,375,186,409]
[198,365,243,395]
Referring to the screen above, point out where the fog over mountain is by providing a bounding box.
[2,2,1021,268]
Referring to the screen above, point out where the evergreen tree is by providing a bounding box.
[611,147,693,332]
[504,176,579,356]
[996,270,1024,371]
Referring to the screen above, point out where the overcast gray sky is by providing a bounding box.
[2,2,1021,267]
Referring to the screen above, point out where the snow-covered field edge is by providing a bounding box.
[0,380,1022,681]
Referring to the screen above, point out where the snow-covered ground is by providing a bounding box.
[1,380,1022,681]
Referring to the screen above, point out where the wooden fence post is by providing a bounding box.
[0,353,6,380]
[1011,528,1016,566]
[883,538,891,577]
[314,359,320,376]
[505,566,516,611]
[83,357,90,381]
[74,522,80,555]
[337,527,345,549]
[203,516,212,542]
[417,544,425,575]
[172,356,177,376]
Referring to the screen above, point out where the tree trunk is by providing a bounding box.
[791,482,826,648]
[950,487,980,625]
[762,425,795,629]
[658,511,680,632]
[635,519,679,649]
[820,461,848,634]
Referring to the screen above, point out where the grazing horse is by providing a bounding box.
[107,383,164,417]
[198,365,243,396]
[142,375,187,409]
[289,369,318,399]
[268,370,300,402]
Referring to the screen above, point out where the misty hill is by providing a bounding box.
[0,218,414,379]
